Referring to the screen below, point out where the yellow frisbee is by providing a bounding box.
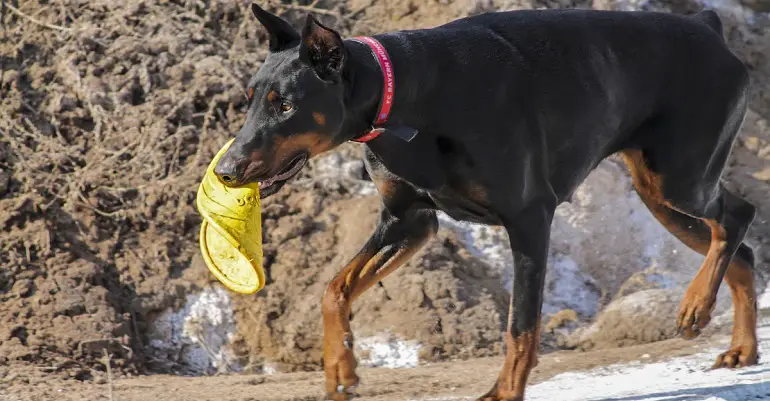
[196,139,265,294]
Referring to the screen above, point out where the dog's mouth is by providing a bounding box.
[257,153,308,198]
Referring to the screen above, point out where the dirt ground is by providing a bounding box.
[2,327,729,401]
[2,0,770,397]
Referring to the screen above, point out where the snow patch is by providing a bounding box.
[760,287,770,310]
[526,325,770,401]
[356,334,421,368]
[262,363,278,375]
[543,254,601,317]
[436,213,512,287]
[147,286,239,374]
[309,151,377,196]
[415,323,770,401]
[437,213,600,317]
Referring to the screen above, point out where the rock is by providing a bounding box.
[545,309,579,333]
[566,287,733,350]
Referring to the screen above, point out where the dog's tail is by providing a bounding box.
[691,10,724,39]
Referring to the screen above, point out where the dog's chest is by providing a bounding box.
[426,189,499,225]
[414,180,500,225]
[366,139,500,224]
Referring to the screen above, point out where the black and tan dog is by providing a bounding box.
[214,4,758,400]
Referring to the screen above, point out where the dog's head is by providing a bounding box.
[214,4,350,197]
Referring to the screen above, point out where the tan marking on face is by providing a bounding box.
[266,90,279,102]
[288,132,335,157]
[247,87,254,100]
[267,132,335,173]
[247,133,336,179]
[313,112,327,126]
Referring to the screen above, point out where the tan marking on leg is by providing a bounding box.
[621,149,757,362]
[479,324,541,401]
[323,226,434,400]
[621,149,665,202]
[713,257,758,368]
[621,149,694,215]
[622,149,716,338]
[322,249,376,400]
[677,218,728,338]
[373,177,398,200]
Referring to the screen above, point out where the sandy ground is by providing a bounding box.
[6,312,770,401]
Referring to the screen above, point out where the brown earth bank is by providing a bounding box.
[1,0,770,392]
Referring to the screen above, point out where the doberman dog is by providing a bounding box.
[214,4,758,400]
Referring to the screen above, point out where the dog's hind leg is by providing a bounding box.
[621,149,758,368]
[321,176,437,401]
[479,200,556,401]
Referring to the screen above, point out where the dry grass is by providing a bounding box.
[0,0,350,376]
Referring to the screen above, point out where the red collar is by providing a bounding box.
[350,36,394,143]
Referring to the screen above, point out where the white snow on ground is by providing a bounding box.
[307,152,378,196]
[760,286,770,309]
[416,302,770,401]
[356,334,421,368]
[436,212,603,318]
[526,326,770,401]
[147,286,239,374]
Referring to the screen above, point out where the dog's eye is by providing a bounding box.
[279,101,293,113]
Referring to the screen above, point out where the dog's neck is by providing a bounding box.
[340,35,420,144]
[340,39,388,141]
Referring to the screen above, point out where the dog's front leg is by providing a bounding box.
[322,207,437,401]
[480,202,554,401]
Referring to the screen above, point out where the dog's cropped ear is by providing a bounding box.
[299,15,347,83]
[251,3,300,52]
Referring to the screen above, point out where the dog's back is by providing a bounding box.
[372,9,747,199]
[379,9,739,132]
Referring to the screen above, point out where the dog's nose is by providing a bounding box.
[213,156,242,186]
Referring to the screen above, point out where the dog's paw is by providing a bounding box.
[323,367,359,401]
[711,344,758,369]
[323,334,360,401]
[476,395,523,401]
[476,383,523,401]
[676,291,714,339]
[323,384,359,401]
